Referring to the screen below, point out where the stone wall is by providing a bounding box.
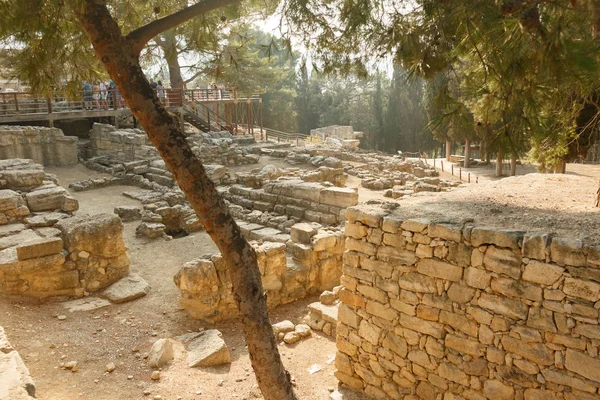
[0,326,36,400]
[336,204,600,400]
[88,123,159,162]
[88,123,260,166]
[0,214,130,297]
[224,180,358,227]
[174,225,344,321]
[0,126,78,166]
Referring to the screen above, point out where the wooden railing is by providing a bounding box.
[260,126,308,144]
[0,88,260,119]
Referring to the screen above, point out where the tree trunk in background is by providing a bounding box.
[496,149,504,177]
[77,3,297,399]
[160,30,184,89]
[464,139,471,168]
[479,142,485,162]
[510,152,517,176]
[554,159,567,174]
[446,139,452,160]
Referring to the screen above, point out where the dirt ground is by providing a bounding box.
[396,159,600,241]
[2,155,600,400]
[0,163,361,400]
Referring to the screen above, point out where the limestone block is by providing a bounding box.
[290,223,318,244]
[312,231,341,252]
[114,206,142,222]
[501,336,554,366]
[491,277,542,302]
[0,170,45,190]
[483,246,522,279]
[464,267,492,289]
[445,334,485,357]
[550,237,587,267]
[102,273,150,303]
[174,259,220,295]
[477,293,529,320]
[16,237,63,260]
[398,272,436,293]
[0,190,24,213]
[186,329,231,367]
[541,368,597,393]
[483,380,514,400]
[564,349,600,383]
[147,338,174,368]
[345,206,387,228]
[0,326,36,400]
[57,214,127,258]
[470,227,524,249]
[563,277,600,302]
[522,233,551,260]
[427,223,462,242]
[25,186,78,213]
[522,260,564,286]
[416,258,463,282]
[400,218,429,233]
[319,187,358,208]
[400,313,445,339]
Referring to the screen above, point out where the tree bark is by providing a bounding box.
[464,139,470,168]
[158,31,185,89]
[126,0,240,54]
[496,148,504,177]
[554,159,566,174]
[510,152,517,176]
[445,139,452,160]
[77,2,297,399]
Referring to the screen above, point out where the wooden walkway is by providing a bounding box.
[0,89,261,131]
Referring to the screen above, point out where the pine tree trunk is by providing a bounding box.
[77,3,297,399]
[510,152,517,176]
[496,149,504,177]
[464,139,470,168]
[446,139,452,160]
[160,30,185,89]
[554,159,567,174]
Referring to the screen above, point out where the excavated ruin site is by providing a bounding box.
[2,123,600,400]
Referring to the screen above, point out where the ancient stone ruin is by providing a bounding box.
[0,126,78,167]
[0,158,130,297]
[1,120,598,400]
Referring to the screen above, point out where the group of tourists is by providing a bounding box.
[82,80,124,110]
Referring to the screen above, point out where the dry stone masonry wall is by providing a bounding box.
[0,159,130,297]
[336,204,600,400]
[0,126,78,167]
[88,123,260,165]
[174,224,344,321]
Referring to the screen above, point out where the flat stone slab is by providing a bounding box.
[62,297,111,312]
[0,224,26,239]
[102,273,150,304]
[186,329,231,368]
[308,302,339,324]
[25,212,69,228]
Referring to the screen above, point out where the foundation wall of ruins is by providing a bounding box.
[0,326,36,400]
[88,123,260,166]
[0,214,130,297]
[336,205,600,400]
[225,180,358,226]
[0,126,78,166]
[174,227,344,321]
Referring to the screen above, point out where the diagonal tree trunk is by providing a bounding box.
[77,2,297,399]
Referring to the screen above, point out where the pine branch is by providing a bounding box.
[127,0,239,55]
